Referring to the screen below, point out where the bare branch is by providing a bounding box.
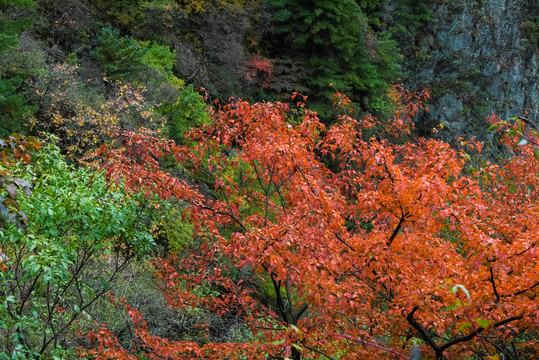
[386,212,408,247]
[501,281,539,298]
[490,267,501,302]
[406,306,524,358]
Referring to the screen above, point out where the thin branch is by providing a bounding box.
[273,169,298,192]
[501,281,539,298]
[296,303,308,320]
[300,343,336,360]
[271,169,297,212]
[406,306,524,358]
[198,205,247,232]
[438,314,524,352]
[285,276,296,324]
[512,242,537,258]
[335,233,354,251]
[274,185,288,212]
[39,256,134,355]
[386,212,408,247]
[490,267,501,302]
[252,160,268,192]
[294,162,317,195]
[330,333,410,359]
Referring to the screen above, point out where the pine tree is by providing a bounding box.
[269,0,399,113]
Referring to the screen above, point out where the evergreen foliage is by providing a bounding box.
[269,0,401,114]
[142,42,176,72]
[0,76,35,137]
[0,0,34,52]
[0,0,36,137]
[92,26,148,80]
[387,0,432,43]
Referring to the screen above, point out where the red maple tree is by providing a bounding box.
[88,88,538,359]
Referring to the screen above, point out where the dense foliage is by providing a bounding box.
[269,0,400,114]
[0,0,37,137]
[0,142,155,358]
[0,0,538,359]
[90,89,538,360]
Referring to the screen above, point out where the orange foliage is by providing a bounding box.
[91,90,538,359]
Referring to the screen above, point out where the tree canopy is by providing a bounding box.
[87,89,539,359]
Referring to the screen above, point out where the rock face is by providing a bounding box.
[402,0,538,141]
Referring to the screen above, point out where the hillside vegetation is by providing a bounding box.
[1,1,538,359]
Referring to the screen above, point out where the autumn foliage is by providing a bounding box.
[92,87,538,359]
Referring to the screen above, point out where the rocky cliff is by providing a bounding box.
[401,0,538,142]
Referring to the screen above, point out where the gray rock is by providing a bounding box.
[402,0,539,142]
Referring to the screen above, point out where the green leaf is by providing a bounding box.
[474,317,492,329]
[451,284,471,301]
[445,300,463,311]
[270,339,286,345]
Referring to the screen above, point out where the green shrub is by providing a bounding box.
[0,141,155,357]
[93,26,184,113]
[142,42,176,72]
[521,15,539,48]
[168,85,211,144]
